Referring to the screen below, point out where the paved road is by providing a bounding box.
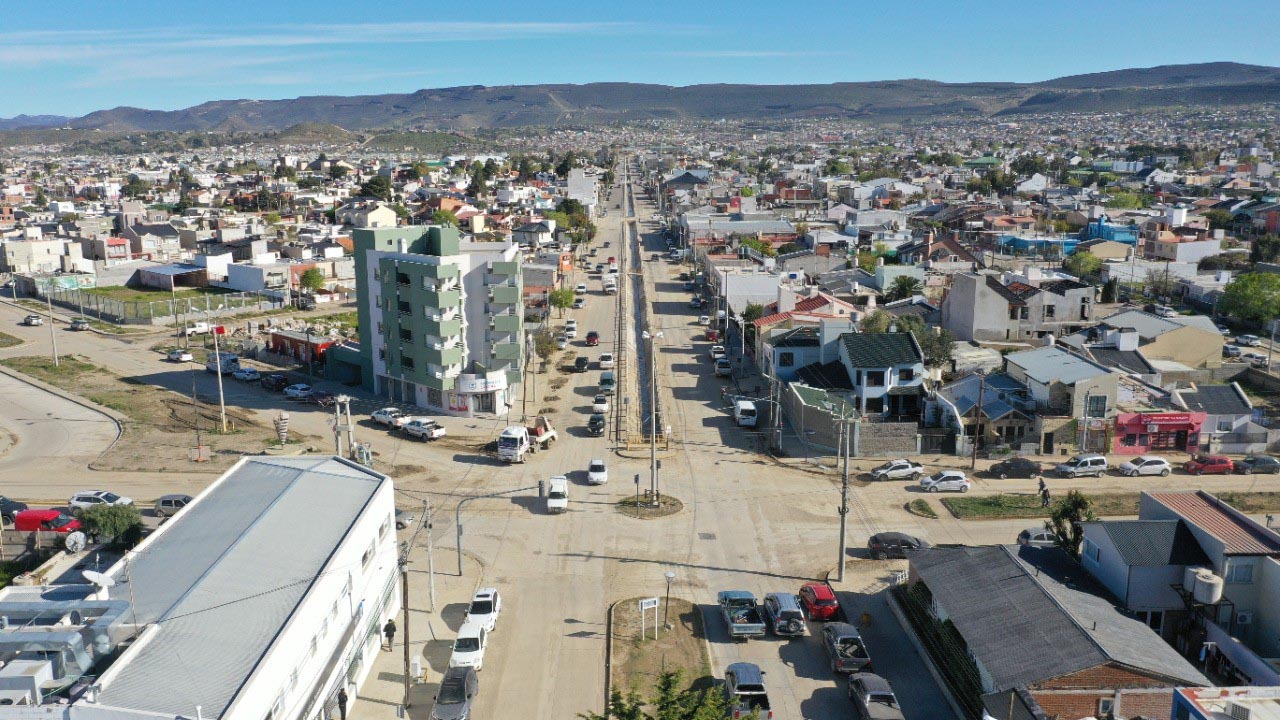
[0,368,119,486]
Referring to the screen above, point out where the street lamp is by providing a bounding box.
[642,329,663,504]
[663,571,676,630]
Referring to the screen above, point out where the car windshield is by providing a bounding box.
[590,463,606,473]
[869,693,899,707]
[497,436,520,449]
[548,490,567,500]
[437,676,467,704]
[469,600,493,615]
[101,493,119,503]
[48,513,74,529]
[816,598,837,607]
[454,637,480,652]
[780,610,803,620]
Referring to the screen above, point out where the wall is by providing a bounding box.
[1080,524,1130,603]
[856,421,921,457]
[1252,557,1280,658]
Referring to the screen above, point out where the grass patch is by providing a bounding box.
[313,310,358,328]
[0,331,21,348]
[81,285,231,303]
[617,494,684,519]
[942,491,1280,520]
[612,597,711,696]
[907,499,938,519]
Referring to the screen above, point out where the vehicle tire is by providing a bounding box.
[1195,469,1203,476]
[911,472,921,482]
[928,486,939,493]
[961,485,970,493]
[1161,469,1170,476]
[1095,471,1103,478]
[1245,468,1254,475]
[999,473,1008,480]
[831,659,839,674]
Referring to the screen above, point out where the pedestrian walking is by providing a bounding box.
[383,618,397,651]
[1037,477,1047,495]
[336,688,348,720]
[1041,487,1051,508]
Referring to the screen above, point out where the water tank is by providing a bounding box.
[1193,570,1225,605]
[1184,566,1206,592]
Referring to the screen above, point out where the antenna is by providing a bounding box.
[64,531,87,554]
[83,570,116,589]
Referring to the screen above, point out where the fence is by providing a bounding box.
[33,285,286,325]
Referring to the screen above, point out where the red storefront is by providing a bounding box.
[1113,411,1206,455]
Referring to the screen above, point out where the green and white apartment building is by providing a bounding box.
[352,225,524,416]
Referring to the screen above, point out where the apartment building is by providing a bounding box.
[353,225,523,416]
[942,269,1095,343]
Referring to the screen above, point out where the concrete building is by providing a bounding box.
[942,270,1095,343]
[353,225,523,416]
[0,455,399,719]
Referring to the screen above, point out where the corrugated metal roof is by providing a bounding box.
[1092,520,1211,567]
[1146,491,1280,556]
[96,456,387,717]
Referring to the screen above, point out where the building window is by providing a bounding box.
[1226,563,1254,584]
[362,541,376,570]
[428,387,443,407]
[1122,434,1137,446]
[1082,538,1101,564]
[854,370,863,385]
[1085,394,1107,418]
[899,368,914,382]
[1098,698,1114,716]
[401,356,415,370]
[379,516,391,539]
[864,397,884,414]
[779,352,794,367]
[1217,420,1232,433]
[865,370,885,387]
[1136,610,1164,633]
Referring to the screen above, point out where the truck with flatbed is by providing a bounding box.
[497,415,558,463]
[717,590,766,641]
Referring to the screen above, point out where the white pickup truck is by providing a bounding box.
[181,322,211,337]
[403,419,446,440]
[496,416,558,463]
[869,459,925,482]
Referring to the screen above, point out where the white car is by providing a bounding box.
[698,315,711,326]
[592,394,610,414]
[448,620,488,670]
[371,407,408,428]
[1238,334,1263,347]
[919,470,971,493]
[403,419,446,440]
[167,349,194,363]
[283,383,313,400]
[1118,455,1172,477]
[556,335,569,350]
[22,315,44,327]
[564,326,578,339]
[465,588,502,632]
[232,368,261,382]
[708,345,726,361]
[575,283,588,295]
[69,490,134,510]
[598,352,615,369]
[588,459,608,485]
[546,475,569,514]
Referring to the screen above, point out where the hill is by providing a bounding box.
[24,63,1280,133]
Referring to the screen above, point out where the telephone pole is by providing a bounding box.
[45,288,59,367]
[837,402,850,583]
[400,554,412,709]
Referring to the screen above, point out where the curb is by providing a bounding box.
[604,598,620,712]
[0,362,126,466]
[885,590,970,720]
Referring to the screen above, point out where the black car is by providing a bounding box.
[573,357,590,373]
[867,532,931,560]
[988,457,1043,479]
[1237,455,1280,475]
[1,495,29,526]
[260,373,290,391]
[312,389,336,407]
[587,413,606,436]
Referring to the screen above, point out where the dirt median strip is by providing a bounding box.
[941,490,1280,519]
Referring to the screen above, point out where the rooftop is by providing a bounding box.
[1005,345,1113,386]
[1087,519,1211,567]
[1145,491,1280,556]
[840,332,923,369]
[1176,686,1280,720]
[1177,384,1252,416]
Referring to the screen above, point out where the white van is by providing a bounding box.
[546,475,569,514]
[734,400,758,428]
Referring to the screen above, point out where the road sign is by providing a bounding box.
[639,597,660,611]
[639,597,661,640]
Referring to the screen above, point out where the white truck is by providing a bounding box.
[204,353,240,375]
[734,400,758,428]
[181,321,211,337]
[496,416,558,463]
[546,475,569,513]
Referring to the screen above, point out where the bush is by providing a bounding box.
[76,503,144,546]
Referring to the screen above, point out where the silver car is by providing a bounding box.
[762,592,807,637]
[1118,455,1171,477]
[430,665,478,720]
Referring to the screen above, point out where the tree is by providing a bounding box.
[1203,209,1234,231]
[1010,155,1047,177]
[1145,267,1177,303]
[823,158,852,176]
[1198,253,1250,272]
[299,268,326,293]
[1250,234,1280,264]
[549,288,576,317]
[555,152,576,178]
[1100,278,1119,304]
[359,175,393,201]
[432,209,459,226]
[558,198,586,217]
[579,670,733,720]
[33,188,47,206]
[1219,273,1280,326]
[861,312,953,366]
[1045,490,1097,557]
[1063,251,1102,280]
[776,242,801,255]
[739,186,755,197]
[264,211,282,225]
[887,275,923,301]
[532,327,557,366]
[329,165,349,180]
[76,503,144,546]
[122,177,151,198]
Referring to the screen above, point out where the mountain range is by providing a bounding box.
[4,63,1279,133]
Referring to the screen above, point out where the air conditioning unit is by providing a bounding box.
[1228,701,1253,720]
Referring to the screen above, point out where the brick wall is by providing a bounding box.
[856,420,920,457]
[1035,663,1175,690]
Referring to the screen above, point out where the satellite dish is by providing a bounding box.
[65,531,87,554]
[82,570,115,589]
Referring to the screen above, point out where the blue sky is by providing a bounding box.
[3,0,1280,117]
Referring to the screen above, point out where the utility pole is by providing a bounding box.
[399,555,412,709]
[45,287,59,367]
[211,325,227,432]
[837,402,850,583]
[332,398,345,456]
[1081,390,1092,452]
[1268,319,1277,373]
[425,498,436,613]
[971,376,985,471]
[342,396,355,458]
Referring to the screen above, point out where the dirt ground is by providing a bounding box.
[0,355,320,473]
[612,597,710,696]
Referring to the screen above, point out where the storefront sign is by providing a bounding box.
[456,375,508,394]
[1139,413,1193,425]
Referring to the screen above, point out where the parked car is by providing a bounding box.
[0,495,29,526]
[1185,454,1234,475]
[718,591,767,640]
[798,581,840,621]
[867,532,930,559]
[598,352,615,369]
[68,318,91,331]
[284,383,315,400]
[430,665,478,720]
[448,620,488,670]
[14,509,80,534]
[572,298,586,310]
[919,470,970,493]
[723,662,773,719]
[714,357,733,376]
[1238,334,1263,347]
[573,356,590,373]
[154,494,192,518]
[1224,345,1242,358]
[371,407,409,428]
[592,394,610,414]
[22,314,44,326]
[403,419,446,441]
[69,490,133,511]
[585,330,600,346]
[1118,455,1172,477]
[587,459,608,485]
[556,335,569,350]
[546,475,569,514]
[394,508,416,530]
[869,459,924,482]
[587,413,607,437]
[1017,527,1058,548]
[465,587,502,632]
[762,593,806,637]
[1237,455,1280,475]
[822,622,872,673]
[260,373,290,391]
[1056,454,1108,478]
[167,349,194,363]
[988,457,1043,479]
[563,326,578,339]
[708,345,726,361]
[847,673,905,720]
[689,297,702,309]
[575,283,587,294]
[232,367,261,382]
[698,314,710,325]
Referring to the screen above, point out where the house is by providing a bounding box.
[836,332,925,418]
[268,329,337,365]
[1174,686,1280,720]
[904,544,1208,720]
[1074,239,1133,261]
[336,201,397,228]
[1074,309,1223,371]
[1003,345,1119,453]
[512,219,556,249]
[122,221,183,261]
[759,316,852,382]
[895,231,980,268]
[932,372,1036,450]
[1174,383,1275,454]
[942,270,1094,343]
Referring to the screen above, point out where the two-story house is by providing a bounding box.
[943,269,1094,343]
[1002,345,1119,453]
[836,332,925,418]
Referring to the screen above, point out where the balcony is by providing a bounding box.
[489,285,521,305]
[424,316,463,338]
[492,341,522,361]
[488,260,520,276]
[424,345,464,367]
[423,288,462,309]
[491,313,522,333]
[421,263,460,280]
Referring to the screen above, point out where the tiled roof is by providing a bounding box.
[840,332,923,368]
[1146,491,1280,555]
[1005,281,1041,299]
[793,295,831,313]
[770,326,820,348]
[1039,279,1089,295]
[1092,520,1211,567]
[986,275,1028,305]
[794,360,853,390]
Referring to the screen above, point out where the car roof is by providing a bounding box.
[851,673,893,692]
[589,458,605,465]
[441,665,475,682]
[158,494,192,501]
[472,587,497,599]
[456,619,487,636]
[872,531,917,542]
[726,662,764,683]
[802,581,835,599]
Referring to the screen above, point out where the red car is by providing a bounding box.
[585,331,600,347]
[14,509,81,534]
[1185,455,1234,475]
[798,582,840,621]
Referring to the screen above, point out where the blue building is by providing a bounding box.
[997,234,1078,257]
[1079,215,1140,245]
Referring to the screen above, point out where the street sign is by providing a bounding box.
[639,597,660,611]
[639,597,661,640]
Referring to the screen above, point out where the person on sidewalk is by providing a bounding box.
[1038,477,1047,495]
[383,618,397,651]
[336,688,348,720]
[1041,487,1052,508]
